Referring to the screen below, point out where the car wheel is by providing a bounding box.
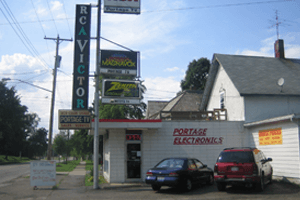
[151,184,161,191]
[185,178,192,191]
[206,174,214,185]
[217,183,226,191]
[269,170,273,184]
[256,175,264,192]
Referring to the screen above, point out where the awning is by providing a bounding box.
[90,119,162,135]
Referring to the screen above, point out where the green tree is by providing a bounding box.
[0,81,29,159]
[180,58,210,91]
[70,130,93,160]
[27,128,48,158]
[53,131,69,162]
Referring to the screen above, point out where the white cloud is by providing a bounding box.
[235,34,300,59]
[0,54,40,71]
[51,1,63,12]
[144,76,180,102]
[165,67,179,72]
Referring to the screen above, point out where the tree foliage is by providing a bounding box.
[0,82,29,158]
[27,127,48,158]
[180,58,210,91]
[69,129,94,160]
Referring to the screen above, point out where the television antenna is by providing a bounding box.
[269,10,281,40]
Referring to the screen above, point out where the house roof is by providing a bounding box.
[200,53,300,110]
[147,90,203,119]
[146,101,168,119]
[214,54,300,96]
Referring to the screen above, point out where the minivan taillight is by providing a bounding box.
[146,172,153,176]
[253,164,258,175]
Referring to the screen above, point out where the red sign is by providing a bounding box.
[126,134,141,141]
[172,128,223,145]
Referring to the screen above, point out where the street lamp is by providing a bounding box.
[1,78,52,93]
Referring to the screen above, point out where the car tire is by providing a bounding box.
[151,184,161,191]
[269,169,273,184]
[185,178,192,191]
[206,174,214,185]
[256,175,264,192]
[217,183,226,191]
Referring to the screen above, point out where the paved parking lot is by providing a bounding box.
[85,181,300,200]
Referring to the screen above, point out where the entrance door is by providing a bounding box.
[127,143,141,178]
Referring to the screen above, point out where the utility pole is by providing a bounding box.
[93,0,101,189]
[45,35,72,161]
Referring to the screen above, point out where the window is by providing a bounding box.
[220,92,225,109]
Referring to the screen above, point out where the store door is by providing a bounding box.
[127,143,141,178]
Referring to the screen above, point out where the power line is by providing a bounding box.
[46,0,59,34]
[0,0,51,71]
[60,0,72,38]
[143,0,293,13]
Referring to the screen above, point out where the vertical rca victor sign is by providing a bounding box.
[72,5,91,110]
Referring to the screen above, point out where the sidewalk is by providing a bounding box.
[0,161,147,200]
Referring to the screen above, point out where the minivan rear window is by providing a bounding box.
[217,151,254,163]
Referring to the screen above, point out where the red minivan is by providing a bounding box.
[214,147,272,192]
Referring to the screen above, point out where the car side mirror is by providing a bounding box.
[203,164,207,168]
[267,158,272,162]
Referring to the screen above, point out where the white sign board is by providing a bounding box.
[30,161,56,186]
[104,0,140,14]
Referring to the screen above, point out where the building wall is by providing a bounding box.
[244,96,300,123]
[103,129,126,183]
[207,64,245,121]
[247,121,300,179]
[141,121,246,181]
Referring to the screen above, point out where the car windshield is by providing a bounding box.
[156,159,184,169]
[217,151,254,163]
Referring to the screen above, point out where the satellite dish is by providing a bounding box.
[277,78,284,87]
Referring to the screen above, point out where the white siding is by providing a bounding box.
[141,121,246,181]
[207,64,245,121]
[245,96,300,123]
[247,122,300,179]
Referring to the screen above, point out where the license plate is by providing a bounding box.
[157,177,164,181]
[231,167,239,171]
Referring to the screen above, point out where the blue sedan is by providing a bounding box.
[145,158,214,191]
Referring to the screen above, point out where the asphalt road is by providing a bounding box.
[0,162,30,185]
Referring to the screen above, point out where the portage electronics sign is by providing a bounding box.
[173,128,224,145]
[100,50,138,76]
[102,79,141,104]
[72,5,91,110]
[104,0,140,14]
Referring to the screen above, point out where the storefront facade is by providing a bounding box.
[100,120,247,183]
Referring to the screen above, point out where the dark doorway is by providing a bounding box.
[127,143,141,178]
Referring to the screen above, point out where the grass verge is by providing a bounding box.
[56,160,81,172]
[85,160,106,186]
[0,155,31,164]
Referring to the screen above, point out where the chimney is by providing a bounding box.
[274,39,284,58]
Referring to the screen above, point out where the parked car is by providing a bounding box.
[145,157,214,191]
[214,147,273,191]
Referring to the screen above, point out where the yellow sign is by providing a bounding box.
[259,128,282,146]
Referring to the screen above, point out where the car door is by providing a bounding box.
[187,159,198,184]
[261,152,272,180]
[193,159,206,183]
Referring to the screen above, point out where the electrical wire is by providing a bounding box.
[0,0,51,71]
[46,0,58,34]
[60,0,72,38]
[30,0,52,64]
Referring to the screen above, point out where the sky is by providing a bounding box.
[0,0,299,137]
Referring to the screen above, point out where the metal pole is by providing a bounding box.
[93,0,101,189]
[45,35,72,160]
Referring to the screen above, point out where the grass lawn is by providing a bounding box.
[85,160,106,186]
[0,155,31,164]
[56,160,81,172]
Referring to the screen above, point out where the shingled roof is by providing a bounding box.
[200,53,300,111]
[214,54,300,96]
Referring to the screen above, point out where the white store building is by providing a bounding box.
[96,40,300,184]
